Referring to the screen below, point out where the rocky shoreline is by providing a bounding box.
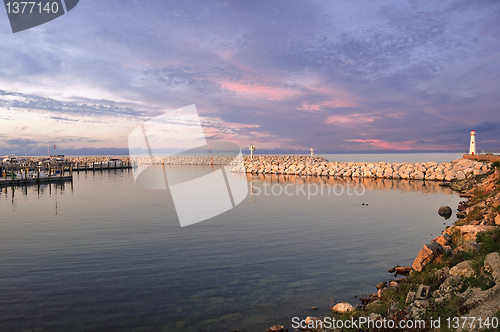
[269,163,500,332]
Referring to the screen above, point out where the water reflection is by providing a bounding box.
[1,182,73,214]
[246,173,455,197]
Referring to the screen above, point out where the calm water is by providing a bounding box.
[0,155,460,332]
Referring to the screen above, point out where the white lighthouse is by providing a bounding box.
[469,130,476,155]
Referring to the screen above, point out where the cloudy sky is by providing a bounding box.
[0,0,499,155]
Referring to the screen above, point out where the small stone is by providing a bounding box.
[389,281,399,288]
[414,299,429,308]
[368,313,382,321]
[406,291,416,304]
[304,317,322,329]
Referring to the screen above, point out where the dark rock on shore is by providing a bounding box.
[438,206,453,219]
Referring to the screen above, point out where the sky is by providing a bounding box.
[0,0,499,156]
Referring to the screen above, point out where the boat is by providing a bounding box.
[96,158,125,167]
[2,154,27,165]
[50,155,66,164]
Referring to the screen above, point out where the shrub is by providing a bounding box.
[458,274,495,292]
[466,206,485,222]
[476,228,500,254]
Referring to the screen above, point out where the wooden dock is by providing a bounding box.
[0,176,73,187]
[0,161,134,187]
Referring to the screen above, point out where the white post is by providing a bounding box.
[310,148,314,157]
[249,143,255,160]
[470,130,476,155]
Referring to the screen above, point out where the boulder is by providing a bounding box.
[412,242,443,272]
[406,291,416,304]
[432,233,451,246]
[439,276,462,294]
[456,225,495,241]
[434,266,451,283]
[484,252,500,282]
[452,241,481,256]
[395,266,412,274]
[495,214,500,226]
[414,171,425,180]
[445,171,457,181]
[450,260,474,278]
[330,302,354,313]
[438,206,453,219]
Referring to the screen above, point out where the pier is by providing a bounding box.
[0,157,134,187]
[463,154,500,163]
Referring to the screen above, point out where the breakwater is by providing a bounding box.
[234,156,491,181]
[130,156,240,165]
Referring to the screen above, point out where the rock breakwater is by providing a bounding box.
[235,156,491,181]
[131,156,240,165]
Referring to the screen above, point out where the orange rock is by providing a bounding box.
[412,242,443,272]
[456,225,496,241]
[395,266,412,274]
[432,235,449,246]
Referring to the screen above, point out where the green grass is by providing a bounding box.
[476,228,500,255]
[465,205,485,222]
[421,296,463,332]
[490,161,500,170]
[458,274,495,292]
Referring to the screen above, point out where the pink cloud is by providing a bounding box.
[346,138,416,150]
[327,113,376,125]
[219,81,296,100]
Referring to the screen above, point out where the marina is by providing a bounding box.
[0,156,134,187]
